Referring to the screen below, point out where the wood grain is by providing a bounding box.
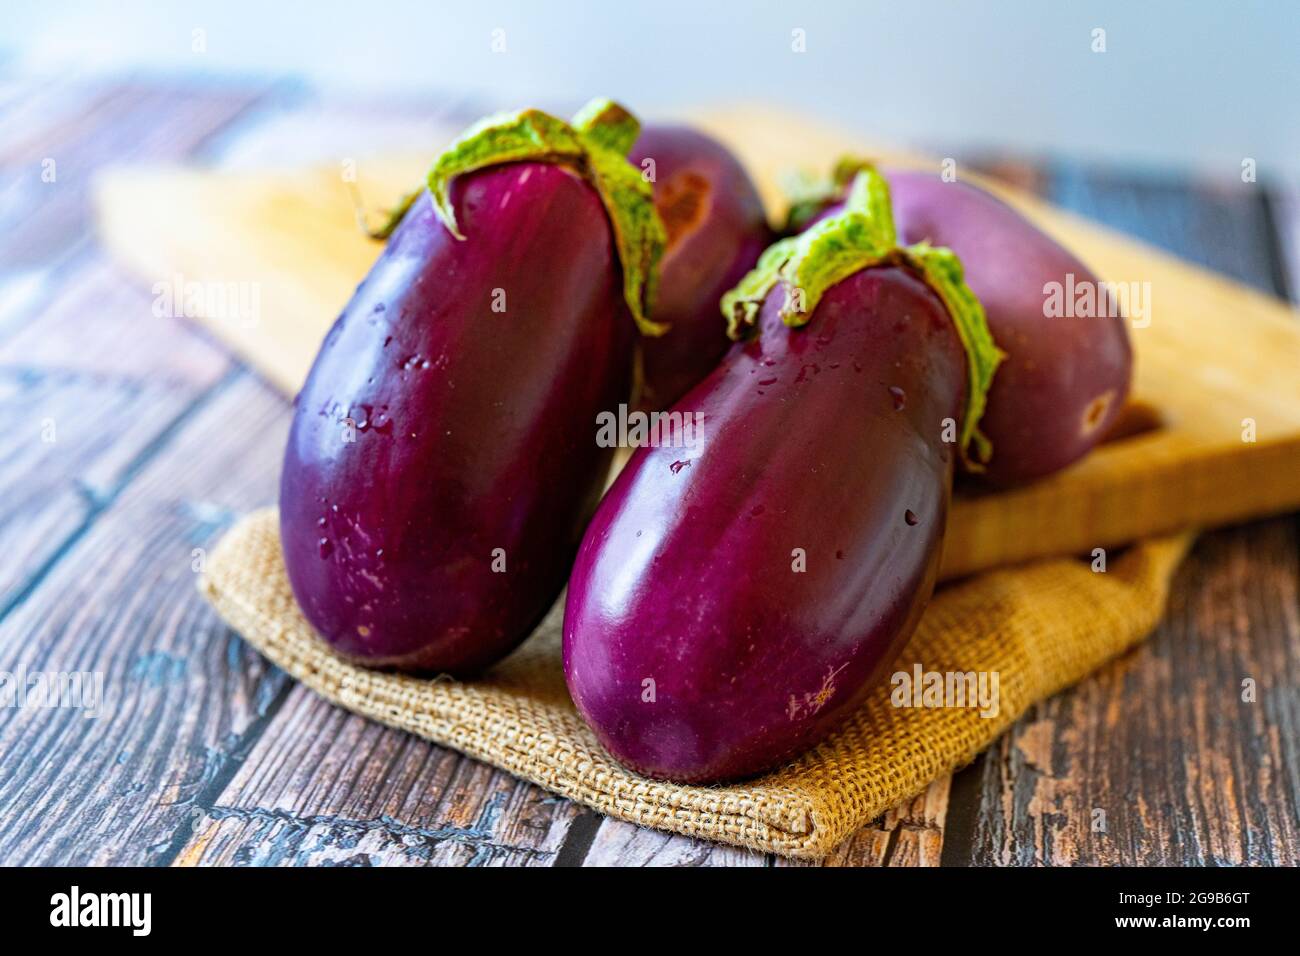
[1,81,264,274]
[0,374,290,864]
[0,75,259,608]
[173,688,584,867]
[943,517,1300,865]
[0,79,291,864]
[579,819,769,867]
[938,166,1300,866]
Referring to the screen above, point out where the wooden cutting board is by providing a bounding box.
[93,106,1300,580]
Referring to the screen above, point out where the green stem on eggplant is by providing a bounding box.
[721,164,1004,468]
[414,99,668,336]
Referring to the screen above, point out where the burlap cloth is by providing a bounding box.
[199,507,1194,859]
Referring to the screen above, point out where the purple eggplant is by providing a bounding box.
[789,162,1132,484]
[628,126,771,409]
[563,169,1001,782]
[280,100,666,674]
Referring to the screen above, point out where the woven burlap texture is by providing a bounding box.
[199,507,1193,859]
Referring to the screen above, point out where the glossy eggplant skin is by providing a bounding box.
[281,162,634,674]
[812,169,1132,485]
[563,266,967,783]
[628,126,771,411]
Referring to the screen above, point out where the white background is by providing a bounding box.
[4,0,1298,177]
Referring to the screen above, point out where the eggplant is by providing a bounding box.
[788,161,1132,484]
[563,169,1001,782]
[628,126,771,409]
[280,100,666,674]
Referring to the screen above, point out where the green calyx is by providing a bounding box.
[903,241,1003,466]
[720,164,1004,468]
[417,98,667,336]
[781,155,878,234]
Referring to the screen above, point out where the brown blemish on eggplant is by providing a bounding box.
[656,171,712,248]
[1100,398,1164,444]
[1082,389,1117,436]
[786,663,849,721]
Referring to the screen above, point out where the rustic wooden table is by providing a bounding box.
[1,76,1296,866]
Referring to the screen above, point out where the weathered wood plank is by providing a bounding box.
[579,819,769,867]
[1270,187,1300,302]
[0,81,265,276]
[0,82,284,862]
[0,258,235,624]
[0,75,121,171]
[0,260,232,387]
[1048,165,1283,294]
[952,518,1300,865]
[0,80,263,611]
[0,374,291,864]
[939,168,1300,866]
[174,685,586,867]
[0,368,197,599]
